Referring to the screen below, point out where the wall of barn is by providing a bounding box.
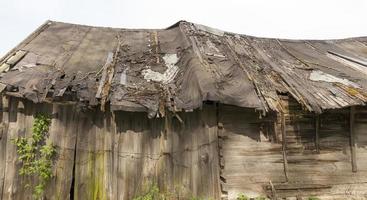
[220,95,367,200]
[0,96,220,200]
[1,95,367,200]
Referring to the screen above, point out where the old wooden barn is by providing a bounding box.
[0,20,367,200]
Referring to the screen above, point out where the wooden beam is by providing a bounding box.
[350,106,357,173]
[95,52,114,99]
[315,114,320,153]
[281,113,289,182]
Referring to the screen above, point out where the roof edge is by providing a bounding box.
[165,20,188,29]
[0,20,52,66]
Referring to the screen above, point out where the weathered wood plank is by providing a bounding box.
[350,106,357,172]
[0,96,8,199]
[315,114,320,153]
[1,98,28,200]
[74,110,112,200]
[95,52,113,99]
[220,98,367,199]
[220,105,284,199]
[281,112,289,182]
[44,104,78,199]
[0,99,78,200]
[71,104,220,200]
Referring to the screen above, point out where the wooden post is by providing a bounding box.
[315,114,320,153]
[350,106,357,173]
[281,112,289,182]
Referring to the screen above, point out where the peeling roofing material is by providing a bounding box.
[142,53,179,84]
[1,20,367,117]
[309,70,360,88]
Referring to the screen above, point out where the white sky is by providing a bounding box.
[1,0,367,57]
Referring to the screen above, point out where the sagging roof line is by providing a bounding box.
[1,20,367,117]
[222,37,270,113]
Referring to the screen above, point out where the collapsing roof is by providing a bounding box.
[1,20,367,117]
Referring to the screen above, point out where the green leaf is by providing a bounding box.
[12,113,55,198]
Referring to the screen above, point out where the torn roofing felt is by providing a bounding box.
[1,20,367,117]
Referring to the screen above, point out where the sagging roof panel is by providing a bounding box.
[1,20,367,117]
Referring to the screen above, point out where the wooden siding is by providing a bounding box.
[0,97,220,200]
[1,95,367,200]
[219,105,284,199]
[220,97,367,199]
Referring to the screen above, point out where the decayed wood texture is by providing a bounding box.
[280,112,288,182]
[46,104,78,199]
[2,95,367,200]
[353,105,367,183]
[73,104,220,200]
[315,114,320,153]
[272,97,367,199]
[350,106,357,172]
[220,97,367,200]
[0,96,8,199]
[0,98,220,200]
[219,105,285,199]
[0,98,77,200]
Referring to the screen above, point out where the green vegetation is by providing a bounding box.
[132,183,207,200]
[133,184,173,200]
[237,194,250,200]
[237,193,266,200]
[131,188,321,200]
[12,114,56,199]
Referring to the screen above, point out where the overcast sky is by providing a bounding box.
[1,0,367,57]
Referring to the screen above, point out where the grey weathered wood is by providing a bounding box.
[281,112,289,182]
[70,104,220,200]
[269,180,277,200]
[315,114,320,153]
[220,105,283,199]
[44,104,78,199]
[95,52,114,99]
[0,63,10,74]
[1,98,24,200]
[220,97,367,199]
[4,50,27,67]
[217,111,227,199]
[350,106,357,172]
[1,95,367,199]
[0,99,80,200]
[0,96,8,200]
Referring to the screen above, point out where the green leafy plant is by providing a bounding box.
[133,182,216,200]
[237,193,267,200]
[237,194,249,200]
[133,184,164,200]
[308,197,321,200]
[12,113,56,199]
